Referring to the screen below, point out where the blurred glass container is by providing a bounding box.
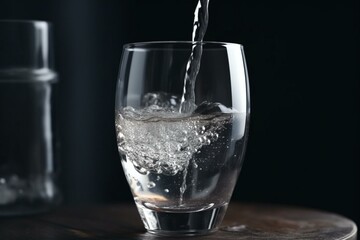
[0,20,61,215]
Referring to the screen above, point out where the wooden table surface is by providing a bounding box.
[0,202,357,240]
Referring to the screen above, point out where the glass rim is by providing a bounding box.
[0,19,52,26]
[123,41,244,51]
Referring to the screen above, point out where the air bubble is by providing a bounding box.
[136,181,142,190]
[135,165,149,175]
[116,104,234,176]
[147,182,156,188]
[117,132,124,139]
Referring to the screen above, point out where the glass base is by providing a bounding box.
[0,176,61,217]
[0,194,61,217]
[136,203,228,236]
[0,203,55,217]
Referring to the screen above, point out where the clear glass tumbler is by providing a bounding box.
[115,41,250,236]
[0,20,61,215]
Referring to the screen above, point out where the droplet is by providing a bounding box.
[193,162,198,168]
[156,176,161,181]
[206,139,211,145]
[135,181,143,190]
[0,178,5,184]
[164,189,169,193]
[147,182,156,189]
[143,169,150,175]
[117,132,124,139]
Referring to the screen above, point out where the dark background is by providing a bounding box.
[1,0,358,225]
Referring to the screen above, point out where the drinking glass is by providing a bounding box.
[115,41,250,236]
[0,20,60,215]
